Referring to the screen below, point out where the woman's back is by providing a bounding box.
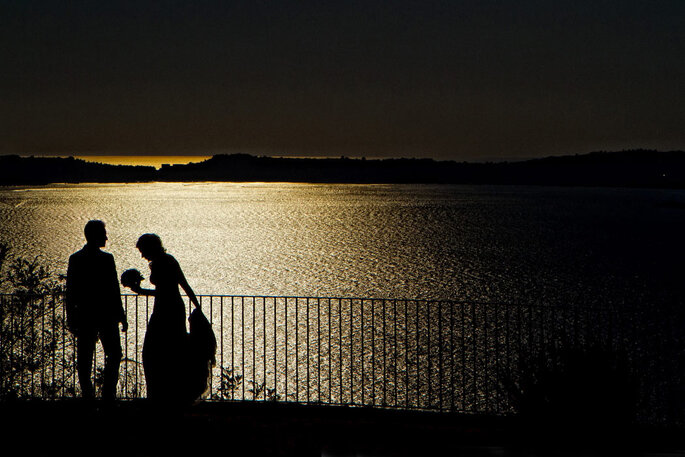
[149,253,187,335]
[150,253,182,294]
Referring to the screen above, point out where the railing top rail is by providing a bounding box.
[0,292,643,311]
[139,294,626,309]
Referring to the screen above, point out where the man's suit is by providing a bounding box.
[66,244,126,399]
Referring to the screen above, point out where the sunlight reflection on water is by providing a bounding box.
[0,182,684,307]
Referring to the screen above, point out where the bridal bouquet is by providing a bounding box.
[121,268,144,289]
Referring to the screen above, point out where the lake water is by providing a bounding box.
[1,182,684,307]
[2,182,684,417]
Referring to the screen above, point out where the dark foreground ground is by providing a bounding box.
[1,400,684,457]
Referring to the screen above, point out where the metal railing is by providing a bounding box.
[1,293,683,424]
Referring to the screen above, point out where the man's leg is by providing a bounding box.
[99,323,122,401]
[76,329,97,399]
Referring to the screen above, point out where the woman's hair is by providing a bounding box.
[136,233,165,256]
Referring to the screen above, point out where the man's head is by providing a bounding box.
[84,220,107,247]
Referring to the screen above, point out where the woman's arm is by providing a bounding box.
[178,268,200,309]
[130,284,156,296]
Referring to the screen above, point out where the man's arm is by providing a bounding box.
[65,256,78,333]
[109,255,128,332]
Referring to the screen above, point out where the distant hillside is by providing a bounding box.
[0,155,156,184]
[1,150,685,188]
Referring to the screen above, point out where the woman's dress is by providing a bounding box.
[142,254,189,401]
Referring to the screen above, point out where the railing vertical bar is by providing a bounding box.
[30,297,35,398]
[371,299,375,406]
[41,295,46,397]
[585,304,590,351]
[92,306,97,396]
[70,296,78,396]
[36,296,41,397]
[263,297,266,400]
[505,302,511,414]
[220,296,224,400]
[10,297,15,394]
[251,297,259,401]
[231,296,235,401]
[416,300,420,409]
[122,295,127,398]
[427,301,432,410]
[0,297,4,395]
[296,297,299,403]
[438,301,443,411]
[472,302,477,413]
[539,303,544,400]
[44,295,50,397]
[337,299,341,404]
[29,295,35,398]
[146,293,151,400]
[328,297,332,405]
[461,302,466,412]
[26,296,33,397]
[573,305,579,347]
[316,298,321,402]
[209,296,213,398]
[5,297,9,394]
[284,297,288,403]
[528,301,534,369]
[45,295,51,397]
[339,298,343,404]
[361,299,365,406]
[482,304,490,413]
[350,299,353,404]
[405,299,409,408]
[1,298,5,393]
[393,299,398,408]
[20,296,24,396]
[11,296,15,392]
[29,296,32,398]
[60,294,66,397]
[7,297,11,396]
[46,295,50,397]
[517,300,523,415]
[252,297,256,401]
[607,305,615,351]
[494,301,500,414]
[529,301,536,411]
[307,297,310,403]
[273,297,277,402]
[135,296,140,398]
[242,296,246,401]
[382,298,387,407]
[40,296,46,397]
[450,301,455,411]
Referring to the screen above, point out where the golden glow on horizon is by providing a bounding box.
[74,155,212,169]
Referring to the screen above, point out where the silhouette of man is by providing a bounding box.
[66,220,128,400]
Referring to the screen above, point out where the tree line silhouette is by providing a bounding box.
[2,150,685,188]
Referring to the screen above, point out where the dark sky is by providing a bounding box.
[1,1,684,161]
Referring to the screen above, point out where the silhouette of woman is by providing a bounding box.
[128,233,201,402]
